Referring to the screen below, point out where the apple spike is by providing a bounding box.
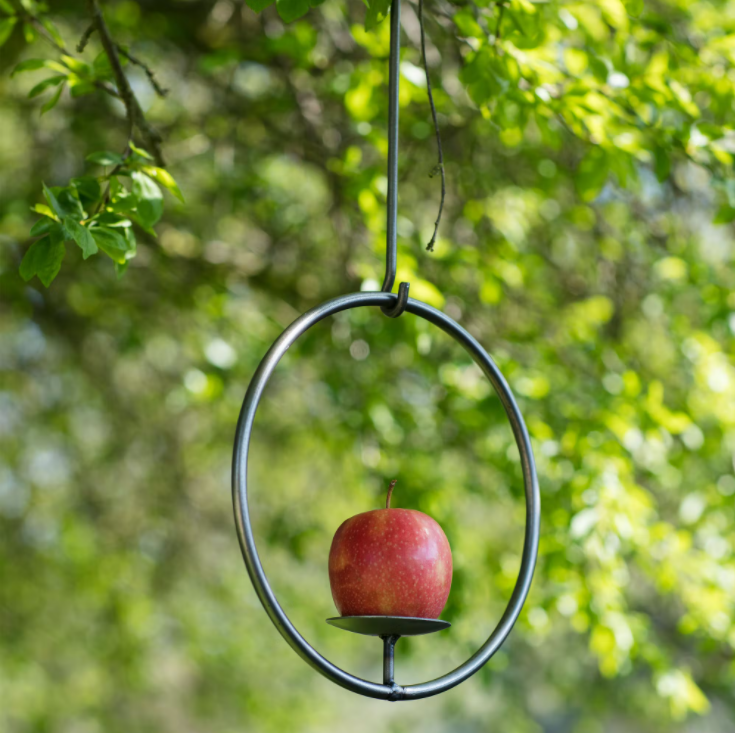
[385,479,398,509]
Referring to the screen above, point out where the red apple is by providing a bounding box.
[328,480,452,618]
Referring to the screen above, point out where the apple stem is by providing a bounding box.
[385,479,397,509]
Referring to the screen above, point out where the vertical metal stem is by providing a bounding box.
[381,0,401,295]
[382,634,399,686]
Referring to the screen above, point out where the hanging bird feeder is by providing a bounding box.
[232,0,540,702]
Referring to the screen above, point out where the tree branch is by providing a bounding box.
[85,0,164,166]
[419,0,445,252]
[115,43,168,98]
[77,23,96,52]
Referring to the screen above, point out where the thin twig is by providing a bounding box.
[85,0,164,165]
[418,0,445,252]
[77,23,95,52]
[115,43,168,97]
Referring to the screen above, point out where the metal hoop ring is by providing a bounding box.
[232,291,540,701]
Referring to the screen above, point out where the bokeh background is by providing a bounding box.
[2,0,735,731]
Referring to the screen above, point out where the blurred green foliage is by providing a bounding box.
[2,0,735,731]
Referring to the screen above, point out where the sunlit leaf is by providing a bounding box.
[61,55,91,76]
[131,171,163,228]
[129,142,153,160]
[142,166,185,202]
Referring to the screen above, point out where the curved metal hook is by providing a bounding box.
[381,281,409,318]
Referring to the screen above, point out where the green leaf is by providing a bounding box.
[129,142,153,160]
[12,58,48,75]
[124,225,137,253]
[40,82,64,114]
[108,191,139,215]
[245,0,275,10]
[55,187,85,218]
[131,171,163,228]
[114,228,137,276]
[42,182,66,218]
[40,17,64,47]
[87,150,124,166]
[92,51,114,80]
[71,176,102,206]
[68,75,95,97]
[28,75,65,98]
[30,217,55,236]
[32,203,59,221]
[0,0,16,14]
[60,55,91,76]
[365,0,390,30]
[63,216,98,259]
[576,147,610,202]
[90,226,130,263]
[0,16,17,47]
[96,213,132,228]
[142,166,185,202]
[41,184,82,220]
[19,230,66,286]
[276,0,310,23]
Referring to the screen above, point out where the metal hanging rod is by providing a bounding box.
[380,0,410,319]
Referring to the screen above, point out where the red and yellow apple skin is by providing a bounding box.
[328,507,452,618]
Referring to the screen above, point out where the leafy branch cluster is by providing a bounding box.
[1,0,180,286]
[20,146,182,286]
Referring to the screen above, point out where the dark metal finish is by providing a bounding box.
[327,615,451,637]
[378,0,409,319]
[382,280,409,318]
[231,291,541,701]
[380,0,401,297]
[382,635,399,686]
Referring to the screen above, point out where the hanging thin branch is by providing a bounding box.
[85,0,165,166]
[418,0,445,252]
[77,23,96,52]
[115,43,168,98]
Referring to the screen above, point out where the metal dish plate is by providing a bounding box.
[326,615,451,637]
